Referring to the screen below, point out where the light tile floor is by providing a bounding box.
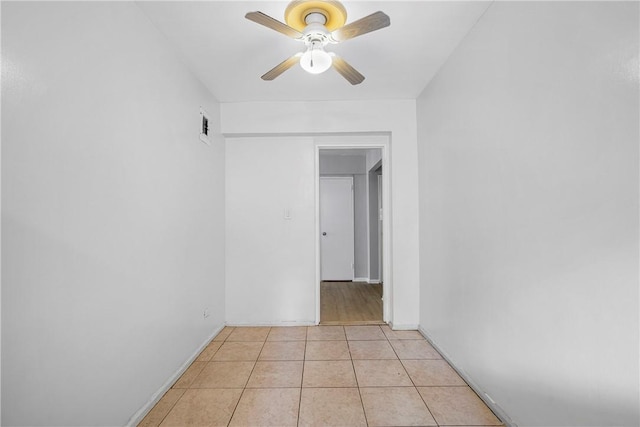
[139,325,504,427]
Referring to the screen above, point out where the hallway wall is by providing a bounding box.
[2,3,225,426]
[417,2,639,426]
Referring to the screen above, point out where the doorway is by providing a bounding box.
[317,147,386,325]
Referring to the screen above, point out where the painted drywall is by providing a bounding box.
[368,169,381,282]
[319,153,366,175]
[366,149,382,172]
[2,3,225,426]
[353,174,368,279]
[367,151,383,282]
[319,153,368,279]
[222,100,419,327]
[225,136,316,324]
[417,2,639,426]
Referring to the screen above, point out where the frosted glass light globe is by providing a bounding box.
[300,47,332,74]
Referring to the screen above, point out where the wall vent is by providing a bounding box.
[199,107,211,145]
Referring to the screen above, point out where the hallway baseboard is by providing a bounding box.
[126,323,226,427]
[418,326,517,427]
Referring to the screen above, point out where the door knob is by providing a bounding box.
[322,232,327,236]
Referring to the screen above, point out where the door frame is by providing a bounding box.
[377,173,383,282]
[314,135,392,324]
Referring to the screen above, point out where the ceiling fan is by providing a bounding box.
[245,0,390,85]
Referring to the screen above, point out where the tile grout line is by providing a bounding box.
[225,328,270,426]
[388,328,440,426]
[297,327,308,427]
[348,325,371,427]
[149,387,184,427]
[152,328,232,427]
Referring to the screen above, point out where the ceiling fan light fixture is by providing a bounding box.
[246,0,390,84]
[300,43,332,74]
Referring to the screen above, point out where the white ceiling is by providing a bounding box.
[137,1,491,103]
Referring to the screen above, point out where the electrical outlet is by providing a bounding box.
[203,308,210,319]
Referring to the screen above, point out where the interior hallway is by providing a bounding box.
[139,325,503,427]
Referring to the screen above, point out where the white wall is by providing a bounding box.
[368,170,381,282]
[225,136,316,324]
[417,2,639,426]
[352,174,368,279]
[2,3,225,426]
[366,149,382,172]
[319,154,366,175]
[222,100,420,327]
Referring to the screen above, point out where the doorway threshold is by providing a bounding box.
[319,320,386,326]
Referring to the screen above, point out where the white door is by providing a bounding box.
[320,177,354,280]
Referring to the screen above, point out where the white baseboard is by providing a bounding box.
[417,326,516,427]
[367,279,380,284]
[354,277,369,282]
[126,323,226,427]
[388,323,419,330]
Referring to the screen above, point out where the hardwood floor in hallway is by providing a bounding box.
[320,281,383,325]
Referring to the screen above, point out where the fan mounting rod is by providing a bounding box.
[305,12,327,25]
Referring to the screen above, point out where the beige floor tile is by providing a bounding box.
[360,387,437,427]
[213,326,234,342]
[246,361,303,388]
[226,327,271,342]
[138,389,186,427]
[353,359,413,387]
[212,341,263,361]
[299,388,366,427]
[259,341,306,360]
[348,340,397,360]
[305,340,350,360]
[229,388,300,427]
[195,341,223,362]
[381,325,424,340]
[172,362,207,389]
[402,359,466,386]
[390,339,442,359]
[306,325,346,341]
[345,325,386,340]
[159,389,242,427]
[303,360,357,387]
[190,361,254,388]
[267,326,307,341]
[417,386,502,426]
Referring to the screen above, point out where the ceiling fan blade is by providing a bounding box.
[261,53,303,81]
[245,11,304,39]
[330,11,390,42]
[331,55,365,85]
